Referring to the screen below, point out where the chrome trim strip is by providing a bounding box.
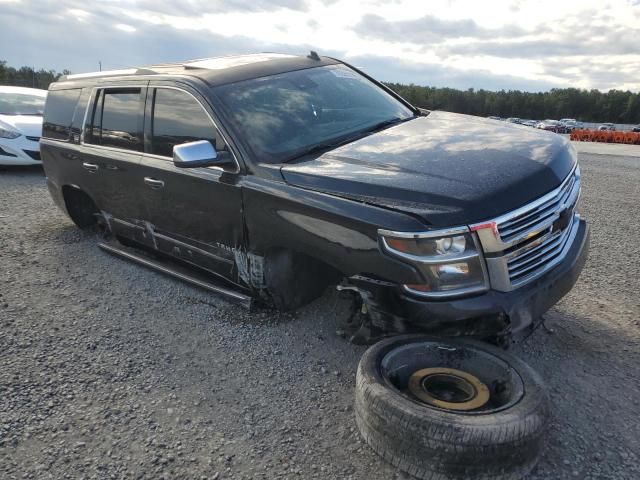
[493,164,578,228]
[402,283,488,299]
[378,225,469,239]
[40,138,70,147]
[380,236,480,265]
[77,143,142,156]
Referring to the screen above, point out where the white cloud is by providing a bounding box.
[1,0,639,91]
[114,23,136,33]
[67,8,91,21]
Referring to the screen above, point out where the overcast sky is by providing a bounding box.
[1,0,639,92]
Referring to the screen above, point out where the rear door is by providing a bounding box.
[79,83,150,242]
[136,82,245,285]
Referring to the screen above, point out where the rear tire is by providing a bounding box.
[62,187,99,229]
[355,335,549,480]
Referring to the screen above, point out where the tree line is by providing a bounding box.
[0,61,69,90]
[385,82,640,124]
[1,60,638,123]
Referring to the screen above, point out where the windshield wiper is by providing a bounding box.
[282,116,415,163]
[361,115,415,134]
[284,138,353,163]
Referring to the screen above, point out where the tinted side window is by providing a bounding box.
[43,88,82,140]
[102,89,141,150]
[87,88,142,151]
[151,88,223,157]
[69,88,91,143]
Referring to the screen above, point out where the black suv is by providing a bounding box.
[40,53,589,341]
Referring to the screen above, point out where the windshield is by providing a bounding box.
[0,92,46,115]
[213,64,415,163]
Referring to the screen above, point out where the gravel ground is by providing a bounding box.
[1,152,639,480]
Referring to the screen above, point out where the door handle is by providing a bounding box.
[82,162,99,173]
[144,177,165,189]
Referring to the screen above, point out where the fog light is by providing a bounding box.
[434,263,469,277]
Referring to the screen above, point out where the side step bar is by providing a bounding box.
[98,240,253,309]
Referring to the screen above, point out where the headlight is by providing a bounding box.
[379,227,488,298]
[0,127,21,139]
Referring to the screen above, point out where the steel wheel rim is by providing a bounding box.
[408,367,490,411]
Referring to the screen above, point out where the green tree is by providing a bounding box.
[0,60,69,89]
[385,82,640,124]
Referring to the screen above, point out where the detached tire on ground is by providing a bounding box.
[355,335,550,480]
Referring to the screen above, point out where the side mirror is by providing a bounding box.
[173,140,234,169]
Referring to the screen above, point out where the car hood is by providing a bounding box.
[280,111,576,226]
[0,114,43,137]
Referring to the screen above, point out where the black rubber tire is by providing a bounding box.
[63,187,99,229]
[354,335,550,480]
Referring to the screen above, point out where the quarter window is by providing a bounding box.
[87,88,142,151]
[150,88,223,158]
[43,89,81,140]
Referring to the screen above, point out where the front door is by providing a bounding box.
[136,84,245,286]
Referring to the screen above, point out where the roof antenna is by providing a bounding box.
[307,50,320,61]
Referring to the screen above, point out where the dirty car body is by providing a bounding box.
[40,54,589,342]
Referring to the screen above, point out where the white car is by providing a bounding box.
[0,86,47,165]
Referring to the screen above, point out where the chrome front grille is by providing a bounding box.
[474,165,581,291]
[506,218,576,287]
[497,173,577,244]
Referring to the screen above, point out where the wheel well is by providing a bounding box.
[62,186,99,229]
[264,248,342,311]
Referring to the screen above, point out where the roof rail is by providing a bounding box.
[135,68,159,75]
[58,68,158,81]
[60,68,138,82]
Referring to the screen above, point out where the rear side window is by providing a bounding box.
[43,89,82,140]
[87,88,142,151]
[150,88,224,157]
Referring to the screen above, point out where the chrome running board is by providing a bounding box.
[98,240,252,309]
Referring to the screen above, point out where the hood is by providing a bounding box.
[0,114,43,137]
[280,111,576,226]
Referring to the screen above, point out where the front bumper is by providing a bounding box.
[0,137,41,165]
[354,218,589,339]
